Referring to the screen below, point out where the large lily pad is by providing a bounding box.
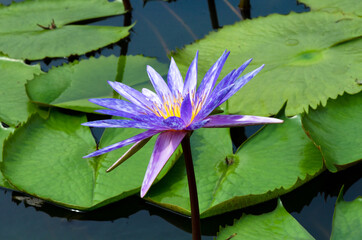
[26,55,168,113]
[302,93,362,172]
[147,114,323,218]
[217,200,314,240]
[1,109,179,210]
[172,11,362,116]
[331,191,362,240]
[0,0,131,59]
[0,56,42,126]
[300,0,362,17]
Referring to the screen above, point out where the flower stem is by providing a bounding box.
[123,0,132,11]
[207,0,220,29]
[181,133,201,240]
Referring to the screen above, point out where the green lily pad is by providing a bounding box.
[217,200,314,240]
[147,114,323,218]
[172,11,362,116]
[300,0,362,17]
[26,55,168,113]
[302,93,362,172]
[0,0,131,60]
[331,190,362,240]
[1,109,179,210]
[0,56,42,126]
[0,124,15,189]
[217,190,362,239]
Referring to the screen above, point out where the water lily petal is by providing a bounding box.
[132,115,164,124]
[83,130,160,158]
[213,58,252,94]
[220,64,265,104]
[147,65,173,102]
[89,98,149,115]
[141,131,187,197]
[106,136,152,172]
[209,69,235,98]
[183,51,198,100]
[82,119,168,130]
[142,88,162,107]
[95,109,136,119]
[193,84,234,122]
[185,119,210,130]
[203,115,283,128]
[196,50,229,102]
[233,58,253,78]
[163,116,185,130]
[108,81,154,112]
[180,93,193,125]
[167,57,184,97]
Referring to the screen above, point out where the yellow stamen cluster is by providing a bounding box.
[149,93,183,119]
[191,96,206,122]
[149,92,206,124]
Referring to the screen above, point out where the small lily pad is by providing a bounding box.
[217,200,314,240]
[302,92,362,172]
[217,190,362,239]
[0,55,42,126]
[331,190,362,240]
[26,55,168,113]
[0,0,131,59]
[1,109,179,210]
[172,11,362,116]
[147,113,323,217]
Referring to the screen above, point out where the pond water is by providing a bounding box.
[0,0,361,239]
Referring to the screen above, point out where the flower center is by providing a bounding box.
[148,92,206,123]
[149,94,183,119]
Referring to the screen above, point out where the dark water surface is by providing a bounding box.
[1,0,361,239]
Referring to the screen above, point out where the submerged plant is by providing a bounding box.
[82,50,282,239]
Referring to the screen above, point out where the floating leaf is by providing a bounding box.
[217,190,362,239]
[0,124,15,189]
[217,200,314,240]
[26,55,168,113]
[300,0,362,17]
[302,93,362,172]
[0,56,42,126]
[331,190,362,240]
[147,114,323,217]
[172,11,362,116]
[0,0,131,59]
[1,109,179,210]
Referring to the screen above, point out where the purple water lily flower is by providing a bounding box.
[82,51,283,197]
